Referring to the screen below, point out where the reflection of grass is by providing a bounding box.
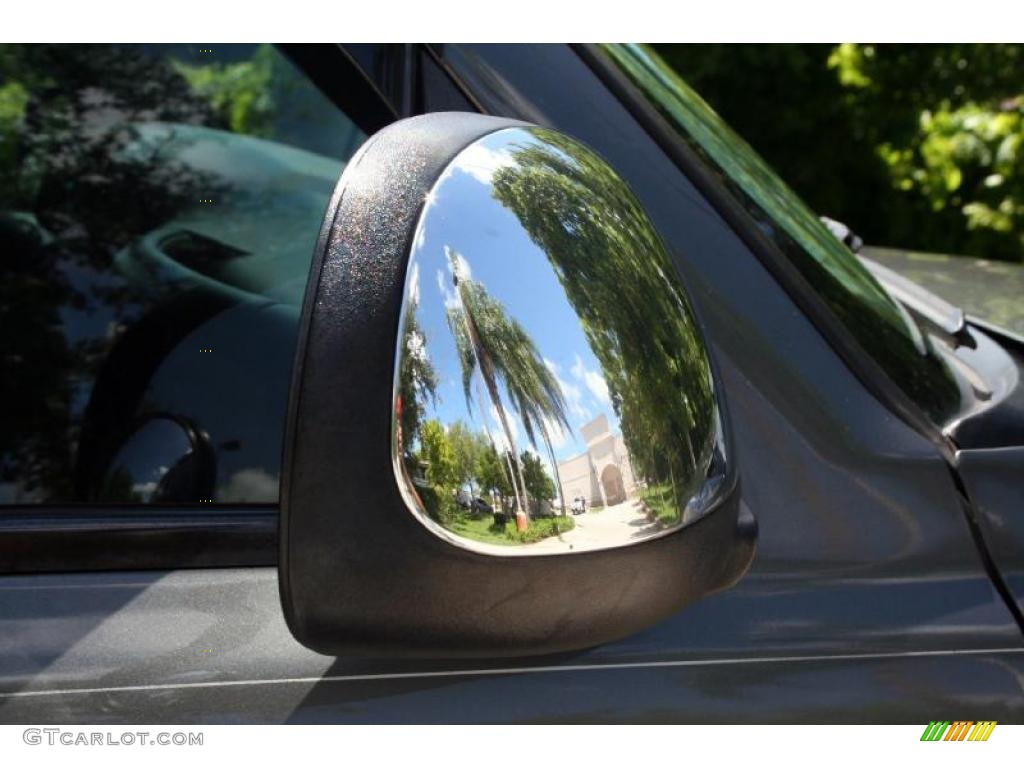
[449,516,515,546]
[505,516,575,543]
[639,484,682,526]
[448,514,574,546]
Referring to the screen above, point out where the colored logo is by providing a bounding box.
[920,721,997,741]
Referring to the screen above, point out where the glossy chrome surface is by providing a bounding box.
[392,127,724,554]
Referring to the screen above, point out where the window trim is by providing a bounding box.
[281,44,398,133]
[0,506,277,574]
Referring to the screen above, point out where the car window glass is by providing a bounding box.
[602,44,963,425]
[0,44,367,505]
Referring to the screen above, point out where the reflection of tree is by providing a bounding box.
[444,248,571,518]
[519,451,556,508]
[445,252,527,514]
[476,442,514,507]
[172,45,277,137]
[445,421,485,499]
[0,45,228,500]
[396,307,438,458]
[416,419,458,524]
[419,420,458,488]
[434,421,522,512]
[655,43,1024,264]
[496,311,572,517]
[491,131,716,510]
[411,419,524,522]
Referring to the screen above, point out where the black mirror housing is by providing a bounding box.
[280,113,756,657]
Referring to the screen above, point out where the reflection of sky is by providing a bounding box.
[405,133,621,467]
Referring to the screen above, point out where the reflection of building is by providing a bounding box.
[556,414,637,507]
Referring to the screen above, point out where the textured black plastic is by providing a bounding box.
[279,112,756,657]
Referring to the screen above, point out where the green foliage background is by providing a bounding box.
[654,44,1024,262]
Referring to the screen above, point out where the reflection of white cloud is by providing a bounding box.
[444,245,472,282]
[220,468,278,503]
[541,415,569,450]
[132,464,169,499]
[407,260,420,305]
[439,246,474,312]
[436,268,459,310]
[132,481,158,497]
[572,354,611,407]
[488,403,520,452]
[544,358,589,421]
[454,142,516,185]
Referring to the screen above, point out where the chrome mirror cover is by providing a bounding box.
[392,126,726,554]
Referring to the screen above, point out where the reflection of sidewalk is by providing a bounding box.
[526,498,661,552]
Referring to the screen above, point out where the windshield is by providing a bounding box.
[602,44,962,425]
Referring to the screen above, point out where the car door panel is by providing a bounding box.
[1,566,1021,722]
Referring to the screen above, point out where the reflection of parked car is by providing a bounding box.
[457,493,492,516]
[533,499,558,518]
[470,497,492,515]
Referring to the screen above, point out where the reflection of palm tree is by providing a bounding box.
[475,378,523,514]
[501,323,572,517]
[444,247,571,517]
[445,250,528,514]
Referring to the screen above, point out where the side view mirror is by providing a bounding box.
[280,113,756,657]
[820,215,863,253]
